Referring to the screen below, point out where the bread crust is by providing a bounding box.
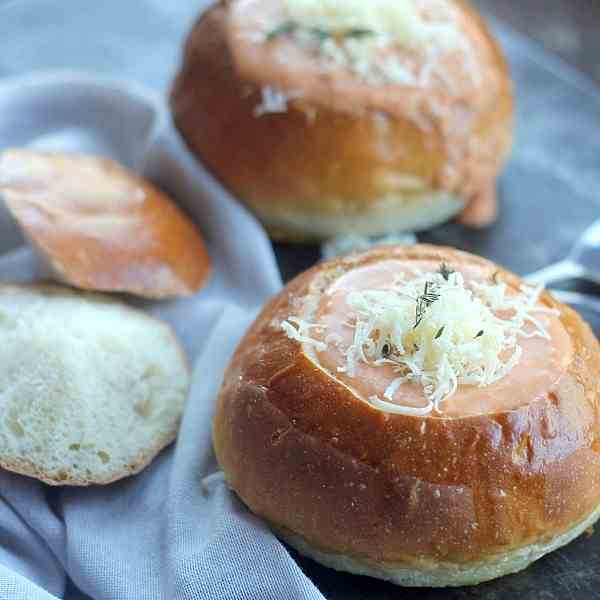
[213,245,600,581]
[0,283,190,486]
[0,437,177,487]
[0,150,212,298]
[274,502,600,587]
[171,1,513,240]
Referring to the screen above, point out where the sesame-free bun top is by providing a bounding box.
[171,0,513,240]
[214,245,600,586]
[0,284,189,486]
[0,149,212,298]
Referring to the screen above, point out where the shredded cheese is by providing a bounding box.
[284,0,425,47]
[274,0,477,89]
[281,317,327,351]
[341,270,557,413]
[281,267,560,416]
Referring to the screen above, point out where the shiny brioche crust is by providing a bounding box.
[171,2,514,239]
[0,150,212,299]
[213,244,600,569]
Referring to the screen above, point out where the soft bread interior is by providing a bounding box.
[0,285,189,485]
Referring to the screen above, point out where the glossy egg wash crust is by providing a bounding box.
[171,0,513,240]
[214,245,600,587]
[0,150,212,298]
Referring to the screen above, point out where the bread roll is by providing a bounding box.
[171,0,513,241]
[0,150,212,298]
[214,244,600,586]
[0,284,189,485]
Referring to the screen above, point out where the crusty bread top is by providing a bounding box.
[0,283,189,485]
[0,149,212,298]
[170,1,513,237]
[214,245,600,564]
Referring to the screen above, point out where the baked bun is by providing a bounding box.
[214,244,600,586]
[171,0,513,241]
[0,284,189,485]
[0,149,212,298]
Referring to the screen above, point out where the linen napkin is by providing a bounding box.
[0,72,326,600]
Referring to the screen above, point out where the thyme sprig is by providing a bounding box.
[439,262,454,281]
[379,263,465,360]
[266,21,298,41]
[345,27,376,39]
[266,20,375,43]
[414,280,440,329]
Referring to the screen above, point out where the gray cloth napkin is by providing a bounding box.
[0,73,326,600]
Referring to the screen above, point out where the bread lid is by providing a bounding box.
[0,149,212,298]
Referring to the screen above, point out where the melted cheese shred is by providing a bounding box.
[282,264,562,416]
[281,316,327,351]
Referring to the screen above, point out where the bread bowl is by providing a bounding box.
[0,284,189,485]
[171,0,513,241]
[214,244,600,586]
[0,149,212,298]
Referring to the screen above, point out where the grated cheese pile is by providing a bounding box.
[282,267,559,416]
[271,0,477,88]
[284,0,425,47]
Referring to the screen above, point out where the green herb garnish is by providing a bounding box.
[266,22,375,44]
[435,326,445,340]
[309,27,331,42]
[345,28,375,39]
[475,330,485,339]
[415,280,440,329]
[439,263,454,281]
[266,21,298,41]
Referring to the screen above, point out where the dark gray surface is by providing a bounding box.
[475,0,600,84]
[1,1,600,599]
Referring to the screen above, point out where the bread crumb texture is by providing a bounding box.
[0,285,189,485]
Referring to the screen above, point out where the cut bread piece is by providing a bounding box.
[0,149,212,298]
[0,284,189,485]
